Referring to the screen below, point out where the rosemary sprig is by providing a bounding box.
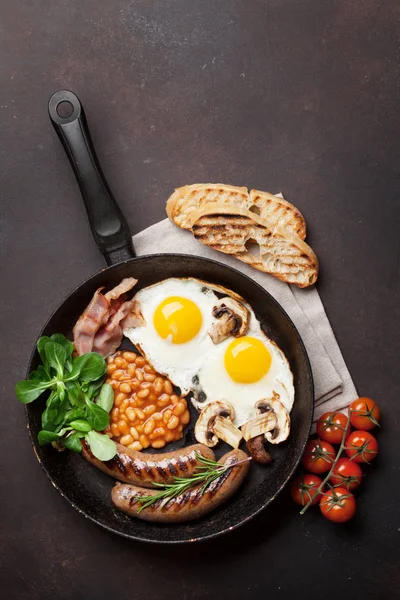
[137,452,252,513]
[300,410,352,515]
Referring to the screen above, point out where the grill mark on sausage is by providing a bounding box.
[156,464,170,479]
[177,456,188,474]
[106,454,128,476]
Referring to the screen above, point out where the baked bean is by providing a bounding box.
[181,410,190,425]
[144,364,155,374]
[140,381,153,389]
[111,407,119,420]
[123,351,137,362]
[158,394,171,408]
[143,404,156,416]
[154,377,164,394]
[107,363,117,374]
[131,380,141,390]
[111,423,120,437]
[152,412,163,421]
[163,409,172,424]
[170,394,179,405]
[167,415,179,430]
[164,380,173,394]
[136,370,144,382]
[165,431,175,443]
[173,401,186,417]
[120,434,133,446]
[129,442,143,451]
[127,363,136,377]
[148,392,158,403]
[120,398,130,413]
[113,370,125,380]
[107,356,114,364]
[136,424,144,434]
[114,393,126,407]
[130,426,139,441]
[135,408,145,420]
[150,426,166,439]
[177,424,183,433]
[118,420,129,435]
[140,434,150,449]
[126,407,136,421]
[115,357,127,368]
[137,388,149,399]
[120,375,132,382]
[136,356,146,367]
[129,398,137,407]
[110,381,120,390]
[144,373,156,382]
[152,440,166,449]
[120,383,132,394]
[144,419,155,435]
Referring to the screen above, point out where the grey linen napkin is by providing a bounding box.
[132,219,358,423]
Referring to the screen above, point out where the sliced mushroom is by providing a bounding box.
[241,410,277,441]
[246,435,272,464]
[194,401,242,448]
[242,394,290,463]
[257,395,290,445]
[208,297,249,344]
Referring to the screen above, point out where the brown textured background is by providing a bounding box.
[1,1,400,598]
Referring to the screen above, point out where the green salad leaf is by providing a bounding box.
[85,430,117,461]
[96,383,114,413]
[85,399,110,431]
[16,333,116,462]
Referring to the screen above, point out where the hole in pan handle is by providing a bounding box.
[48,90,135,266]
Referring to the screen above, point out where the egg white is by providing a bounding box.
[123,278,219,393]
[192,313,294,427]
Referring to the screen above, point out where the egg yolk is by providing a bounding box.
[153,296,202,344]
[224,336,272,383]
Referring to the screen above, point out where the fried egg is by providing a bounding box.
[123,277,294,426]
[123,278,219,393]
[192,314,294,426]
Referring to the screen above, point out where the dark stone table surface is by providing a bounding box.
[1,1,399,598]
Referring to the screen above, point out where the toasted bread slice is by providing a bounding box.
[250,190,306,240]
[191,204,318,288]
[166,183,306,239]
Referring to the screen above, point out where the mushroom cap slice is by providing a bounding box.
[241,411,277,441]
[256,396,290,444]
[208,297,249,344]
[194,400,236,447]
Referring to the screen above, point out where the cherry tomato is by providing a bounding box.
[320,487,356,523]
[349,397,380,430]
[302,439,336,474]
[290,474,323,506]
[316,411,349,445]
[330,458,363,490]
[345,430,378,463]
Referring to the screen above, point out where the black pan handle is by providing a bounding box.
[48,90,135,266]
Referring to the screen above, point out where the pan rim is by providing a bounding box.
[24,252,314,544]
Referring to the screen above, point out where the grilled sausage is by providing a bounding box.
[81,441,215,488]
[111,448,251,523]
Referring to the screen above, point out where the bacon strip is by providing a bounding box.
[93,299,136,357]
[105,278,138,301]
[72,289,110,355]
[73,278,138,357]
